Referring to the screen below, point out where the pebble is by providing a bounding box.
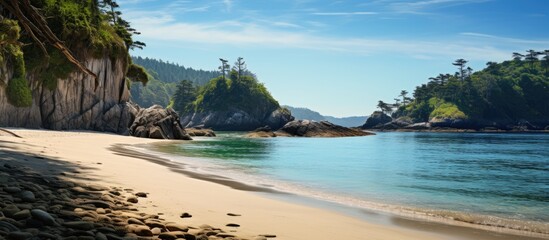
[135,192,147,198]
[127,197,138,203]
[6,231,33,240]
[126,224,153,236]
[3,186,21,193]
[2,204,21,217]
[165,223,189,232]
[226,223,240,227]
[180,212,192,218]
[63,221,95,230]
[30,209,57,226]
[18,190,35,202]
[227,213,241,217]
[13,209,31,220]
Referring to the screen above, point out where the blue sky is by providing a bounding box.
[121,0,549,117]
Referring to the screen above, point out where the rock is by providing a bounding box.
[126,197,138,203]
[227,213,241,217]
[129,105,192,140]
[95,233,108,240]
[31,209,57,226]
[158,231,187,240]
[225,223,240,227]
[135,192,147,198]
[2,204,21,217]
[80,200,112,209]
[63,221,95,230]
[3,186,21,193]
[361,111,392,129]
[276,120,375,137]
[429,117,474,129]
[259,234,277,238]
[12,209,31,220]
[165,223,188,232]
[404,122,430,130]
[126,224,153,236]
[0,220,19,232]
[181,107,294,131]
[18,191,35,202]
[216,233,235,238]
[151,227,162,235]
[127,218,145,225]
[0,57,133,134]
[6,231,33,240]
[180,212,192,218]
[185,128,216,137]
[245,126,277,138]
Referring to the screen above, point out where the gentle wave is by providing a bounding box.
[131,143,549,238]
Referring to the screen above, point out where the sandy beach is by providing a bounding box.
[0,129,546,240]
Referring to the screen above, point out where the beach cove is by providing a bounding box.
[0,129,547,240]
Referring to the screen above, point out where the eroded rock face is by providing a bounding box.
[129,105,191,140]
[276,120,374,137]
[0,57,132,134]
[181,107,294,131]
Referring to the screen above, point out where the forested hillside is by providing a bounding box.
[129,56,218,107]
[373,50,549,129]
[131,57,218,85]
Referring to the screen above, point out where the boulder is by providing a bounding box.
[361,111,392,129]
[181,107,294,131]
[129,105,192,140]
[403,122,430,130]
[185,128,216,137]
[276,120,375,137]
[429,117,474,129]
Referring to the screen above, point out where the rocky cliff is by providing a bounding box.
[0,57,133,134]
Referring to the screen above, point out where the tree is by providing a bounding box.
[377,100,392,114]
[398,90,409,107]
[452,59,468,81]
[393,98,401,108]
[172,80,197,115]
[512,52,524,61]
[542,50,549,75]
[232,57,246,80]
[218,58,229,80]
[524,49,541,69]
[0,0,97,86]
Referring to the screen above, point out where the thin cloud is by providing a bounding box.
[312,12,378,16]
[127,12,515,61]
[461,32,549,45]
[223,0,233,12]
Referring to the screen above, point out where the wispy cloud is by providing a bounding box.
[361,0,491,14]
[223,0,233,12]
[127,12,522,61]
[460,32,549,45]
[312,11,378,16]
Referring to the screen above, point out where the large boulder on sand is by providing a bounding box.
[129,105,191,140]
[275,120,374,137]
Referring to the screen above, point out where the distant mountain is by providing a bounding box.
[284,106,368,127]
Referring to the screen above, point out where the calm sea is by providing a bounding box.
[148,132,549,233]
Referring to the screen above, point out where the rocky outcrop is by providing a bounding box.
[265,120,374,137]
[181,107,294,131]
[129,105,191,140]
[244,126,277,138]
[0,57,133,134]
[186,128,216,137]
[361,111,392,129]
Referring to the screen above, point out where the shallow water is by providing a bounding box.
[150,132,549,232]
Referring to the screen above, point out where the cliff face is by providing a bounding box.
[0,57,134,134]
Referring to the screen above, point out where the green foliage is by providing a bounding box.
[127,63,149,85]
[398,51,549,123]
[429,98,467,119]
[131,56,218,85]
[0,19,20,46]
[172,80,197,115]
[130,76,176,108]
[7,77,32,107]
[193,75,280,117]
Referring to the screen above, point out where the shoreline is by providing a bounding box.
[0,129,547,240]
[132,140,549,240]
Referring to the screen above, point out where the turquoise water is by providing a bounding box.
[151,132,549,232]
